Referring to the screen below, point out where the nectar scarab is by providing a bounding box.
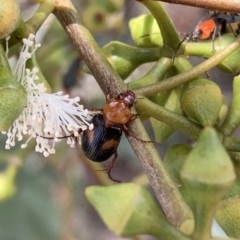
[82,114,122,162]
[82,90,138,182]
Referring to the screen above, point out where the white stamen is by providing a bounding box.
[3,34,95,157]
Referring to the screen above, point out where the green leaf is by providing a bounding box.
[85,183,189,240]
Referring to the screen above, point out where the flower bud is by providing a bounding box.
[0,0,20,39]
[163,144,192,184]
[0,45,26,130]
[129,14,163,48]
[83,42,160,79]
[215,182,240,238]
[181,78,222,126]
[181,127,235,239]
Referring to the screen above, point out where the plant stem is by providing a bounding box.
[136,97,201,140]
[10,0,54,47]
[127,117,193,225]
[135,37,240,97]
[220,75,240,136]
[53,0,193,226]
[137,0,240,12]
[129,57,173,90]
[53,0,125,95]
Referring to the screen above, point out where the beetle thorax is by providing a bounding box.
[103,100,132,125]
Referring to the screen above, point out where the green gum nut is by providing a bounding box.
[129,14,163,48]
[215,181,240,238]
[181,78,222,126]
[0,76,26,131]
[85,183,187,239]
[0,0,20,39]
[82,42,160,79]
[163,144,192,184]
[181,127,235,240]
[0,45,26,131]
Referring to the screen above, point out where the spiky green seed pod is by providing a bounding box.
[181,127,235,240]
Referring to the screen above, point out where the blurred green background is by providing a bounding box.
[0,1,234,240]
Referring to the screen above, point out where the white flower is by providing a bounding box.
[2,34,94,157]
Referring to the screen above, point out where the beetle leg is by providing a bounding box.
[123,126,154,144]
[107,152,121,183]
[129,113,138,121]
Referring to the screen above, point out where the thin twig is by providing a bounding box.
[137,0,240,13]
[135,37,240,97]
[53,0,192,226]
[53,0,125,96]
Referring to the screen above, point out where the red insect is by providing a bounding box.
[176,12,240,54]
[189,12,240,41]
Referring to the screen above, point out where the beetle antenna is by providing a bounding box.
[173,35,188,63]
